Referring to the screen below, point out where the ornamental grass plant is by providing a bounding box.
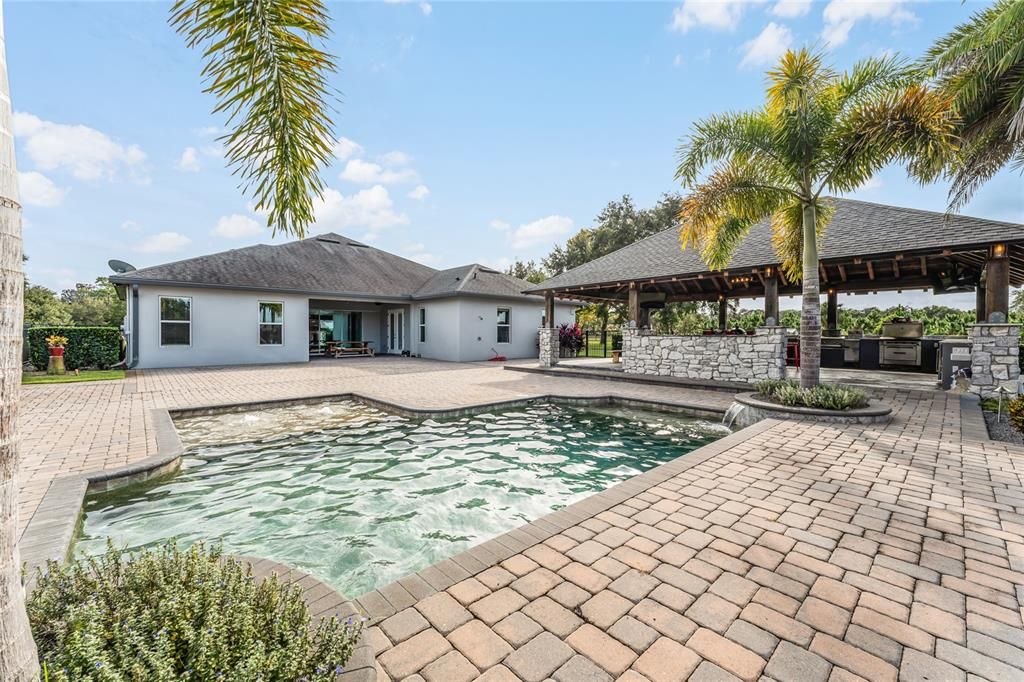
[28,542,361,682]
[755,379,870,411]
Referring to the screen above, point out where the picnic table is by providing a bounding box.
[328,341,375,358]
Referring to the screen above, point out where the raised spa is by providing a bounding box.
[77,400,727,596]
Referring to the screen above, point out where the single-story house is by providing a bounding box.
[109,232,578,369]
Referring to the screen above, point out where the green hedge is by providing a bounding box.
[27,326,122,370]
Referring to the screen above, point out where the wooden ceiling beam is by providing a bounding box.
[919,256,927,276]
[837,264,847,282]
[867,261,875,280]
[819,263,828,283]
[893,258,901,279]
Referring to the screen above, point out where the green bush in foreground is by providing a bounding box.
[1008,396,1024,433]
[29,542,361,682]
[755,379,870,411]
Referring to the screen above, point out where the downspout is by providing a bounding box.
[130,284,139,368]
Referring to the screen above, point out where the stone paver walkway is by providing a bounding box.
[16,358,1024,681]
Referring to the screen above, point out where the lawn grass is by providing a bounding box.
[22,369,125,385]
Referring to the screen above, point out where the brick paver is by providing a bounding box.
[17,357,1024,681]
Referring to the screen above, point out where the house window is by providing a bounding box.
[259,301,284,345]
[159,296,191,346]
[419,307,426,343]
[497,307,511,343]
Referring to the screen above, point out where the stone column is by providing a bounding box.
[968,323,1020,398]
[620,324,643,374]
[756,326,788,380]
[538,327,559,367]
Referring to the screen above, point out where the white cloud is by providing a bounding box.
[509,215,574,250]
[212,213,264,239]
[313,185,409,237]
[490,219,511,232]
[177,147,201,172]
[121,220,141,231]
[340,158,418,185]
[408,184,430,200]
[419,2,432,15]
[740,22,793,68]
[401,243,440,265]
[822,0,916,47]
[771,0,811,17]
[673,54,684,68]
[333,137,364,160]
[380,150,412,166]
[670,0,752,32]
[18,171,66,207]
[136,231,192,254]
[13,112,147,181]
[195,126,221,137]
[856,176,883,191]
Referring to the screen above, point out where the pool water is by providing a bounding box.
[77,400,728,596]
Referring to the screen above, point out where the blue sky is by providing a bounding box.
[10,1,1022,310]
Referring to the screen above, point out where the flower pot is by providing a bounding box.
[49,347,65,357]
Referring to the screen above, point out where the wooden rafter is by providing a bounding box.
[837,264,847,282]
[920,256,927,276]
[866,261,875,280]
[819,263,828,282]
[893,258,901,279]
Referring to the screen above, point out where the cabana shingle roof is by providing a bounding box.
[525,198,1024,293]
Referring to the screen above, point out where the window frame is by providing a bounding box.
[158,295,192,348]
[496,306,511,344]
[418,307,426,344]
[258,300,285,346]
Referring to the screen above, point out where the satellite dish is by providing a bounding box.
[108,259,136,274]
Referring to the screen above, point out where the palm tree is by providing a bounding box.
[0,1,337,677]
[920,0,1024,211]
[675,49,956,388]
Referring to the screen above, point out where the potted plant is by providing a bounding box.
[558,323,584,358]
[46,334,68,375]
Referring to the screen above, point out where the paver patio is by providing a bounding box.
[15,357,1024,681]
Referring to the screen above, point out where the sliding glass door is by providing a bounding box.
[309,309,363,356]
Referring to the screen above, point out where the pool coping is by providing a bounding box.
[18,389,736,681]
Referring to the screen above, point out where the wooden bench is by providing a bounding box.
[329,341,375,358]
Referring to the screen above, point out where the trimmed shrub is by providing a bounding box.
[754,379,869,411]
[29,542,361,682]
[27,326,122,370]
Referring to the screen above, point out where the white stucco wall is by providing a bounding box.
[135,286,310,368]
[411,299,461,362]
[413,298,575,362]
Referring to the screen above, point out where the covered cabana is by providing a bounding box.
[526,198,1024,394]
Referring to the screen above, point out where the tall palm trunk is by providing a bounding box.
[0,1,40,678]
[799,202,820,388]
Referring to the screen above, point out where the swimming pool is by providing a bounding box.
[77,400,728,597]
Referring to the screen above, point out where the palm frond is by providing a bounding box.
[170,0,337,238]
[822,84,957,193]
[678,164,790,270]
[675,110,796,187]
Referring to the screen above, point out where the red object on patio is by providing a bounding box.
[786,340,800,367]
[49,347,65,357]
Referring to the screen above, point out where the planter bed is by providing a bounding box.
[730,391,892,428]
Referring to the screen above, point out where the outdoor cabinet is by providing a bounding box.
[859,339,880,370]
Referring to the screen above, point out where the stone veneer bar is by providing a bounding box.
[968,323,1020,398]
[622,325,787,383]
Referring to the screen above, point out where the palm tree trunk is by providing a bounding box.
[0,0,40,678]
[799,202,821,388]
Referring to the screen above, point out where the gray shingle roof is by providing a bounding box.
[413,264,541,301]
[526,198,1024,292]
[110,233,439,299]
[109,232,548,302]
